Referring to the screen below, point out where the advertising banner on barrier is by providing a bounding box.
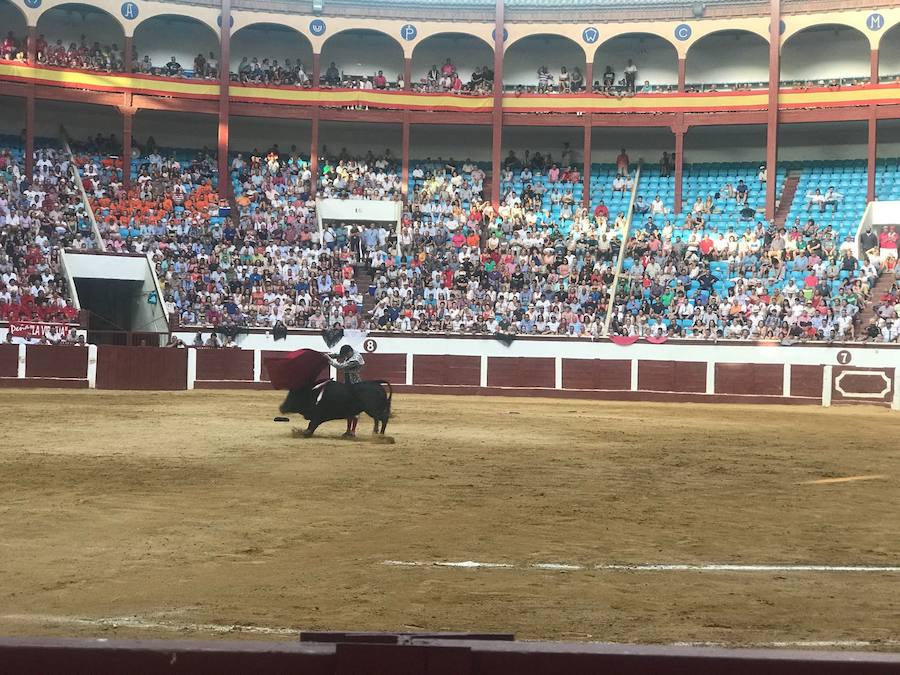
[9,322,68,339]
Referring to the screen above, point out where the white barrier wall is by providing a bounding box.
[173,330,900,369]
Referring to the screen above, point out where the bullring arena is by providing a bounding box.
[3,0,900,669]
[2,386,900,649]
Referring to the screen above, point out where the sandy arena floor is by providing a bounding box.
[0,389,898,649]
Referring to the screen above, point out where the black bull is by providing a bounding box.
[279,380,393,436]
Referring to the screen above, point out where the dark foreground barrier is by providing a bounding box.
[1,635,899,675]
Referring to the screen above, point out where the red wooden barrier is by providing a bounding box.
[488,357,554,388]
[196,348,254,382]
[413,355,480,386]
[791,364,824,398]
[96,346,188,390]
[0,343,18,377]
[24,345,87,380]
[638,360,706,393]
[715,363,783,396]
[562,358,630,390]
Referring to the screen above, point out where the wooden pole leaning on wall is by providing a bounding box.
[602,163,642,337]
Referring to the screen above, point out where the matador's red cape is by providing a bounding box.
[264,349,329,390]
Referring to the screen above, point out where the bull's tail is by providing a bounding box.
[378,380,394,419]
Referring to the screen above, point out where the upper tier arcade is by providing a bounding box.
[2,0,900,219]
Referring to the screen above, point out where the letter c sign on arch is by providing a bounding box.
[674,24,692,41]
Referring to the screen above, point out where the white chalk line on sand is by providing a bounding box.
[3,613,898,650]
[383,560,900,572]
[0,613,297,636]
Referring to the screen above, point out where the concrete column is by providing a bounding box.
[867,107,877,203]
[401,115,410,200]
[403,57,411,91]
[25,91,34,180]
[124,35,133,74]
[217,0,231,199]
[822,365,833,407]
[677,57,686,93]
[17,344,26,379]
[764,0,781,221]
[310,111,319,197]
[673,126,684,214]
[87,343,97,388]
[312,52,320,88]
[26,26,36,65]
[122,108,133,190]
[490,0,504,209]
[870,49,879,85]
[582,118,591,208]
[187,348,197,390]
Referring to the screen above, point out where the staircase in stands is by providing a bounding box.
[775,171,802,227]
[355,266,377,318]
[855,262,898,330]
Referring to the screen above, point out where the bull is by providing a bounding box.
[279,379,393,438]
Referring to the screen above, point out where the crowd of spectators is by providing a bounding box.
[609,205,888,341]
[6,131,888,343]
[412,59,494,94]
[0,144,87,326]
[134,52,217,79]
[318,150,402,200]
[233,57,309,86]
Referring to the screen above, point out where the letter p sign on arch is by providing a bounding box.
[400,24,417,42]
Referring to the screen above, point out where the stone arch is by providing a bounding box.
[504,34,586,90]
[132,14,219,76]
[320,28,404,85]
[410,32,493,87]
[685,29,769,86]
[781,23,870,83]
[36,3,125,65]
[230,23,314,77]
[594,33,679,87]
